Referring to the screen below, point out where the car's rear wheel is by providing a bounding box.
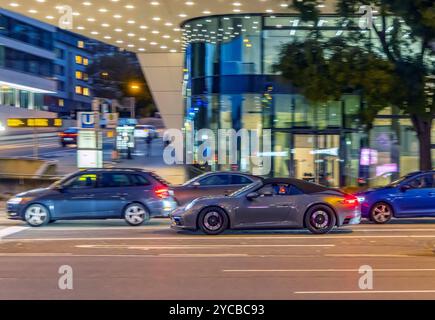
[24,204,50,227]
[305,205,336,234]
[370,202,393,224]
[198,207,228,235]
[123,203,149,226]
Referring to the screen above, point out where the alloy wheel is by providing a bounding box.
[372,204,392,223]
[25,205,48,226]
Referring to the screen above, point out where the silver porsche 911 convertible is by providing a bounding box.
[170,178,361,235]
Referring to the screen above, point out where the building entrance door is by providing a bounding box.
[292,134,340,187]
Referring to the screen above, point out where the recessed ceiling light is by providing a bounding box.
[101,23,110,27]
[140,25,148,29]
[165,22,173,26]
[138,48,146,51]
[185,1,194,5]
[9,3,20,7]
[87,18,96,22]
[104,36,112,39]
[152,17,161,21]
[46,15,54,19]
[28,9,37,13]
[151,30,160,34]
[179,14,187,18]
[91,31,99,35]
[127,33,135,37]
[202,10,211,14]
[125,4,135,9]
[98,8,108,13]
[163,35,170,38]
[113,14,122,18]
[83,1,92,5]
[150,1,159,5]
[127,20,135,24]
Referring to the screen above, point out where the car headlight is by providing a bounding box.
[7,197,33,204]
[357,196,366,203]
[184,200,197,211]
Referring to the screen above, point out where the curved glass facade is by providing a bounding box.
[182,14,430,187]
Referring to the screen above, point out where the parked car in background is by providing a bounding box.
[356,171,435,223]
[59,127,78,147]
[6,169,177,227]
[134,125,158,139]
[171,172,262,206]
[171,178,361,235]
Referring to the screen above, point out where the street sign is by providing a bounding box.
[77,149,103,168]
[7,118,63,128]
[101,113,119,129]
[77,112,97,129]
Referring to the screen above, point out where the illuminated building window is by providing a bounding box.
[76,71,83,79]
[58,99,64,107]
[83,58,89,66]
[83,87,90,96]
[75,55,83,64]
[83,73,89,81]
[75,86,82,94]
[77,40,85,48]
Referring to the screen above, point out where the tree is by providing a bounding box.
[87,53,156,117]
[274,0,434,170]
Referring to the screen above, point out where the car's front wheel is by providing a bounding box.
[24,204,50,227]
[123,203,149,226]
[370,202,393,224]
[305,205,336,234]
[198,207,228,235]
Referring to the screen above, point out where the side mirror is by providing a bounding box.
[246,192,260,200]
[55,185,66,192]
[400,184,411,192]
[192,181,201,187]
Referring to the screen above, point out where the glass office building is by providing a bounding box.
[182,14,433,187]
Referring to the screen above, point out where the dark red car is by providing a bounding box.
[59,127,78,147]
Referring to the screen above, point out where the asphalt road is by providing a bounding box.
[0,215,435,300]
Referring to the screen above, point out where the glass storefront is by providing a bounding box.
[0,86,44,110]
[182,14,434,187]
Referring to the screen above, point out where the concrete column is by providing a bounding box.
[137,53,184,130]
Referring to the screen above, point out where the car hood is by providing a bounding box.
[356,186,391,195]
[15,187,56,198]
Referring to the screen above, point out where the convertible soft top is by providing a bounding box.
[261,178,334,194]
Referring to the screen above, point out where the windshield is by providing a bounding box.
[230,180,261,197]
[182,173,208,186]
[387,173,419,187]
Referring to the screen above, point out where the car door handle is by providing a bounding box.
[72,194,94,199]
[270,204,290,208]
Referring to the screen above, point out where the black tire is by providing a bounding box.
[304,205,336,234]
[198,207,228,235]
[370,202,393,224]
[123,203,150,226]
[24,204,51,227]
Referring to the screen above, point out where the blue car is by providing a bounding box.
[356,171,435,223]
[6,169,177,227]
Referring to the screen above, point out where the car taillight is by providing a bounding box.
[343,195,359,206]
[154,186,169,199]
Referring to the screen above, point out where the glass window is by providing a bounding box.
[407,174,434,189]
[230,175,252,185]
[64,174,97,189]
[100,173,133,188]
[76,71,83,79]
[130,175,151,186]
[82,87,90,96]
[199,174,231,186]
[257,183,303,196]
[75,86,82,94]
[75,55,83,64]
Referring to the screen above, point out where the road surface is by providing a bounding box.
[0,215,434,300]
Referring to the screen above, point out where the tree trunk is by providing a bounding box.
[411,115,433,171]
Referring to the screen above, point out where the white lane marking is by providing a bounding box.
[0,227,29,240]
[0,253,246,258]
[76,244,335,250]
[7,234,435,241]
[353,228,435,232]
[26,226,169,231]
[223,268,435,273]
[295,290,435,294]
[325,254,413,258]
